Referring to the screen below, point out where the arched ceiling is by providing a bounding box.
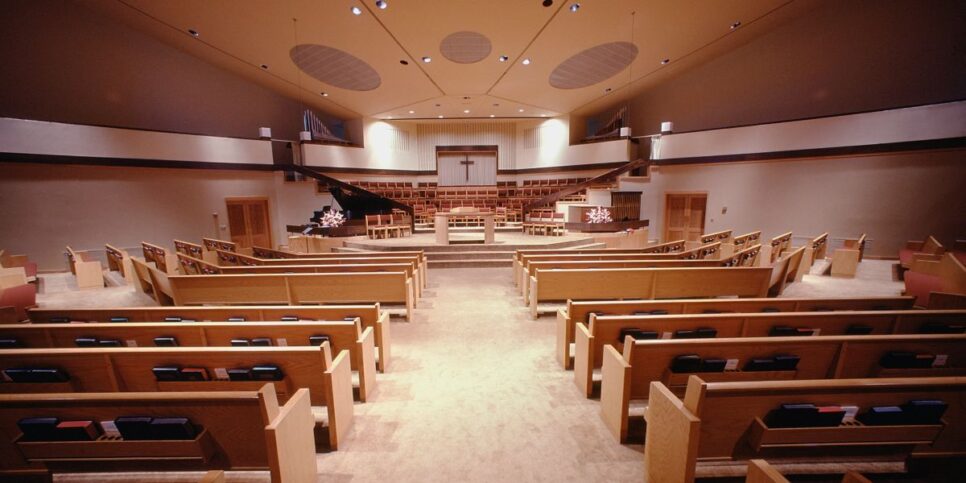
[80,0,823,121]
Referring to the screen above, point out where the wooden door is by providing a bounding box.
[226,198,272,249]
[664,193,707,242]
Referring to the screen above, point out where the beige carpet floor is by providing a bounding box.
[45,260,903,482]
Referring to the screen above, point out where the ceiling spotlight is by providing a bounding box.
[321,92,329,97]
[408,110,415,114]
[731,21,741,30]
[260,64,269,69]
[422,56,432,63]
[498,55,508,62]
[435,103,441,107]
[187,29,200,37]
[463,96,471,100]
[518,108,525,113]
[351,6,362,15]
[543,0,553,7]
[522,58,531,65]
[400,60,409,65]
[605,87,612,93]
[661,58,670,65]
[569,3,580,12]
[375,0,388,9]
[493,103,500,107]
[438,115,444,118]
[464,109,470,113]
[490,114,495,118]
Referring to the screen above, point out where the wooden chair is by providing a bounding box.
[65,246,103,289]
[556,296,917,369]
[601,333,966,442]
[0,343,354,449]
[365,214,389,239]
[830,234,867,278]
[0,319,378,402]
[644,376,966,482]
[29,303,392,372]
[0,384,317,482]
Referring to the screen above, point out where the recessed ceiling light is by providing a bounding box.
[463,96,471,100]
[187,29,199,38]
[518,108,525,113]
[569,3,580,12]
[543,0,553,6]
[493,103,500,107]
[521,58,531,65]
[490,114,495,118]
[464,109,470,113]
[350,6,362,15]
[400,60,409,65]
[605,87,612,93]
[438,115,444,118]
[435,103,441,107]
[498,55,508,62]
[375,0,388,9]
[260,64,269,69]
[661,58,670,65]
[731,21,741,30]
[321,92,328,97]
[408,110,415,114]
[422,56,432,63]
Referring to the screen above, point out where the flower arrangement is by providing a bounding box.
[319,210,346,228]
[586,207,613,224]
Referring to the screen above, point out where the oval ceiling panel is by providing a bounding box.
[290,44,381,91]
[549,41,638,89]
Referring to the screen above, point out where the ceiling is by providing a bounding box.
[81,0,821,121]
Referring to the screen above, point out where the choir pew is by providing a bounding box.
[574,309,966,396]
[0,343,354,449]
[527,265,774,319]
[141,242,179,275]
[600,333,966,442]
[0,319,378,402]
[28,303,392,372]
[0,385,316,482]
[513,240,687,286]
[556,296,916,368]
[644,376,966,482]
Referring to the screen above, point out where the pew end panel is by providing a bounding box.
[556,304,574,369]
[600,342,633,443]
[356,326,378,402]
[264,388,319,483]
[573,322,595,397]
[643,379,701,483]
[324,346,355,450]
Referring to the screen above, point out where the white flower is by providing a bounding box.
[587,207,613,224]
[320,211,346,228]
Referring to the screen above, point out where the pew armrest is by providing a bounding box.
[264,388,319,483]
[357,326,378,402]
[324,349,355,450]
[556,307,573,369]
[573,323,594,397]
[377,309,391,372]
[643,380,701,483]
[600,344,632,443]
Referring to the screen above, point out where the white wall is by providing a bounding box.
[516,116,634,170]
[0,117,272,165]
[652,101,966,160]
[302,118,418,171]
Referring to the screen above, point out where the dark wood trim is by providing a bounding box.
[566,219,650,232]
[654,137,966,166]
[435,145,498,153]
[502,161,628,175]
[0,152,277,171]
[300,140,362,148]
[307,165,437,176]
[1,116,268,142]
[665,98,966,136]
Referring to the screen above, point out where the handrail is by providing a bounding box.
[522,158,651,217]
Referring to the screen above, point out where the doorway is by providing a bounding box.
[226,197,273,249]
[663,192,707,242]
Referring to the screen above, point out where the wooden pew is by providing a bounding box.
[202,237,237,253]
[131,258,175,305]
[104,244,135,284]
[644,376,966,482]
[804,232,829,268]
[746,459,871,483]
[141,242,179,275]
[174,239,220,265]
[733,231,762,252]
[214,250,424,297]
[830,233,867,278]
[65,246,103,289]
[700,229,733,245]
[600,333,966,442]
[528,265,773,319]
[574,309,966,397]
[252,246,428,288]
[0,343,354,449]
[513,240,686,286]
[556,296,916,368]
[904,252,966,307]
[28,303,392,372]
[0,384,317,482]
[899,235,945,280]
[767,232,793,264]
[767,246,806,297]
[165,271,414,321]
[0,319,378,402]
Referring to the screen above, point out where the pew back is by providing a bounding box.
[768,232,793,263]
[202,238,236,253]
[700,230,733,244]
[733,231,762,251]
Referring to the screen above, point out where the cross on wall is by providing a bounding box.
[460,157,475,181]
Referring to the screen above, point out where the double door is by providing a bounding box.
[664,193,707,242]
[226,197,272,249]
